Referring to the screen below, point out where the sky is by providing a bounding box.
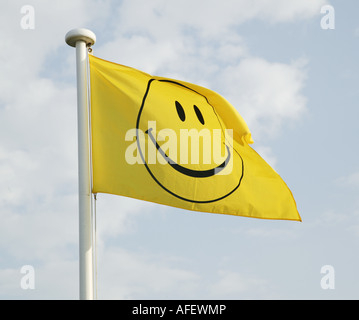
[1,0,359,299]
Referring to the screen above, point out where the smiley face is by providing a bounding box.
[136,79,244,203]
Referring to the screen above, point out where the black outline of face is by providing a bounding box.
[136,79,244,203]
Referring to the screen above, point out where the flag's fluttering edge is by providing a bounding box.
[89,55,301,221]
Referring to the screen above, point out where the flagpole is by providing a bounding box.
[65,28,96,300]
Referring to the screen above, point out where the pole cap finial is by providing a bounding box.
[65,28,96,47]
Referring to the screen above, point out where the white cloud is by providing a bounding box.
[114,0,328,40]
[95,194,156,241]
[95,247,277,299]
[96,247,200,299]
[0,268,20,299]
[208,270,274,299]
[337,171,359,187]
[244,226,296,239]
[0,81,80,264]
[255,0,329,22]
[0,260,78,299]
[251,145,278,169]
[219,57,308,140]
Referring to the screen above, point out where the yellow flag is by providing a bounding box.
[89,55,301,221]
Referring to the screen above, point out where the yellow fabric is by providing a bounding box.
[89,54,301,221]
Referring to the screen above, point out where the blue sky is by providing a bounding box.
[1,0,359,299]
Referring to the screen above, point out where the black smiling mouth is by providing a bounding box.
[145,127,230,178]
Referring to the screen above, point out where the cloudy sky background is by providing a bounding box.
[1,0,359,299]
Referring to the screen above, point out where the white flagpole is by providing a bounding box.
[65,28,96,300]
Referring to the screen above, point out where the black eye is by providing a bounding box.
[175,101,186,121]
[193,105,205,125]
